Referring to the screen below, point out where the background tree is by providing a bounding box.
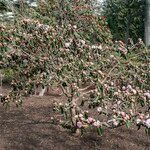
[102,0,145,43]
[145,0,150,46]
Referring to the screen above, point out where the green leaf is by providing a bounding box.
[139,99,146,107]
[98,85,104,96]
[97,127,104,136]
[126,120,131,128]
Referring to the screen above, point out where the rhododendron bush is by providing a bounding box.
[0,0,150,135]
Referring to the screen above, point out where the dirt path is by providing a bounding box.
[0,91,150,150]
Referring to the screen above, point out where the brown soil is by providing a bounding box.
[0,87,149,150]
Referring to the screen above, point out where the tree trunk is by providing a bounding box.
[145,0,150,47]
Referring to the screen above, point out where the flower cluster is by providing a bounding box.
[75,113,102,130]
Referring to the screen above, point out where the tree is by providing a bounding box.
[145,0,150,46]
[102,0,145,43]
[0,0,149,135]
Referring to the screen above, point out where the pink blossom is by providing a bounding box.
[59,103,62,106]
[132,89,137,95]
[114,92,119,96]
[124,114,130,120]
[74,115,78,119]
[113,109,117,113]
[87,117,94,124]
[143,119,150,128]
[113,119,119,126]
[129,109,134,116]
[127,85,132,90]
[113,121,119,126]
[110,55,114,58]
[77,121,83,128]
[113,115,117,118]
[121,111,126,117]
[144,92,150,99]
[80,40,86,45]
[93,120,101,127]
[145,114,150,119]
[65,42,71,48]
[139,114,144,120]
[112,104,117,109]
[136,118,141,124]
[122,86,126,91]
[97,107,102,113]
[79,114,83,118]
[73,25,77,29]
[110,82,114,86]
[117,100,121,105]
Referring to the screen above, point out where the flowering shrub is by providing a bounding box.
[0,0,149,136]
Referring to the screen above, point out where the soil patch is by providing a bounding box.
[0,87,149,150]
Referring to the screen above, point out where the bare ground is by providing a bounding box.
[0,87,149,150]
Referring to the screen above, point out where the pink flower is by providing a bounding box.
[87,117,94,124]
[59,103,62,106]
[113,121,119,126]
[80,40,86,45]
[76,121,83,128]
[132,89,137,95]
[74,115,78,119]
[114,92,119,96]
[145,114,150,119]
[124,114,130,120]
[144,92,150,99]
[122,86,126,91]
[65,42,71,48]
[139,114,144,120]
[121,111,126,117]
[143,119,150,128]
[129,109,134,116]
[79,114,83,118]
[97,107,102,113]
[127,85,132,90]
[73,25,77,29]
[113,109,117,113]
[110,82,114,86]
[117,100,121,105]
[136,118,141,124]
[93,120,101,127]
[113,119,119,126]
